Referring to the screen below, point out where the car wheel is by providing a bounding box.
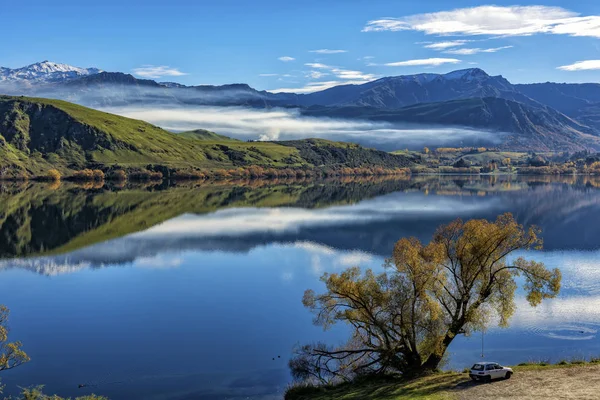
[471,376,477,382]
[505,372,512,380]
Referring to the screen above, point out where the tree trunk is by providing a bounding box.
[421,331,457,372]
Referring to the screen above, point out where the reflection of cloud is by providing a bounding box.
[293,242,336,256]
[509,295,600,341]
[135,196,497,240]
[284,242,378,277]
[289,242,374,273]
[336,252,372,267]
[0,259,91,276]
[103,105,501,149]
[311,255,323,276]
[511,250,600,295]
[135,255,183,269]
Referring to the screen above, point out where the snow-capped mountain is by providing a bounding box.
[0,60,102,83]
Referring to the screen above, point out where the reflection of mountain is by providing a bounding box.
[0,178,418,259]
[3,176,600,276]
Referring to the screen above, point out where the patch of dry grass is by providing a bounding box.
[454,364,600,400]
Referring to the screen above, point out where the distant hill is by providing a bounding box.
[178,129,238,141]
[515,82,600,131]
[0,96,412,177]
[304,97,599,151]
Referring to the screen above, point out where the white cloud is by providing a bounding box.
[306,71,329,79]
[132,65,187,79]
[271,80,371,93]
[383,58,461,67]
[330,67,377,81]
[304,63,331,69]
[557,60,600,71]
[278,56,295,62]
[444,46,513,55]
[287,63,377,92]
[309,49,348,54]
[259,73,279,77]
[362,5,600,38]
[423,40,471,49]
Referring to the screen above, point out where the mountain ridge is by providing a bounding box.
[2,61,600,151]
[303,97,599,151]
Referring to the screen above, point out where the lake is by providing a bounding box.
[1,175,600,399]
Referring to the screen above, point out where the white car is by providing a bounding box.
[469,361,513,382]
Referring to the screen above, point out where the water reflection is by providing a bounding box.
[1,176,600,399]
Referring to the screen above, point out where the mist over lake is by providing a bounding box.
[101,104,502,151]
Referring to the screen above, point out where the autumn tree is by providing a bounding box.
[0,305,29,372]
[291,213,560,383]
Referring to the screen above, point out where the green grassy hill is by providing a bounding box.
[0,96,411,178]
[178,129,239,141]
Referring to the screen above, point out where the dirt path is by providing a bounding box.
[453,364,600,400]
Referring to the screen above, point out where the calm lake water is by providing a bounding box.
[1,175,600,399]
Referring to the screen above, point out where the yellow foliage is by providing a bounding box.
[47,169,61,181]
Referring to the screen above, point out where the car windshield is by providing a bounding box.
[472,364,485,371]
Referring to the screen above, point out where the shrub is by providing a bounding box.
[128,170,163,181]
[47,169,61,182]
[71,169,95,181]
[92,169,105,181]
[107,169,127,181]
[172,170,204,180]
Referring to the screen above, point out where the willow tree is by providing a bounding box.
[0,305,29,372]
[290,213,561,383]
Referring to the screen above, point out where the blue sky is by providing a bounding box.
[2,0,600,92]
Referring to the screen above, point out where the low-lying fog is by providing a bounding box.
[102,105,502,151]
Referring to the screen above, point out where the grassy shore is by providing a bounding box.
[285,359,600,400]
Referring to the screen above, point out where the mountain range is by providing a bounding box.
[0,60,101,84]
[3,61,600,151]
